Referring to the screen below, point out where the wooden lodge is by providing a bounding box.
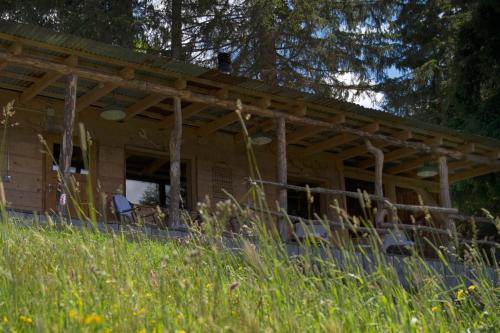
[0,21,499,244]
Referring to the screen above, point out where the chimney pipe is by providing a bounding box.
[217,52,231,74]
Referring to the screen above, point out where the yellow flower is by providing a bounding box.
[145,292,153,298]
[456,289,465,300]
[2,315,7,323]
[468,285,477,291]
[137,329,146,333]
[83,312,102,324]
[133,308,146,316]
[205,283,211,289]
[176,313,184,322]
[176,330,186,333]
[18,315,33,324]
[431,306,439,312]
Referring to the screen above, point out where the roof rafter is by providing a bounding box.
[357,136,443,169]
[19,71,61,103]
[299,122,379,157]
[287,114,346,145]
[124,93,166,121]
[160,102,207,128]
[336,128,412,161]
[76,82,117,113]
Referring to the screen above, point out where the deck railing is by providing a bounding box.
[248,178,499,248]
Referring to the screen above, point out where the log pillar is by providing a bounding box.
[169,96,182,227]
[438,155,456,254]
[276,116,289,240]
[365,139,385,226]
[57,73,78,214]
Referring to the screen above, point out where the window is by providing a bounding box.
[126,180,160,206]
[125,153,190,209]
[345,178,375,219]
[52,143,88,174]
[287,180,322,219]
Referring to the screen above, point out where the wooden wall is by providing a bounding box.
[1,127,43,212]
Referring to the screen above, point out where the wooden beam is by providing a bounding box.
[337,128,412,161]
[169,96,182,227]
[124,94,166,120]
[2,51,497,165]
[57,73,78,214]
[386,142,477,175]
[160,102,207,128]
[449,160,475,171]
[197,111,240,137]
[19,71,62,103]
[234,118,276,142]
[358,136,443,169]
[76,82,116,112]
[386,155,430,175]
[287,114,346,145]
[343,166,439,192]
[276,117,289,240]
[141,158,168,176]
[300,122,379,157]
[450,165,500,183]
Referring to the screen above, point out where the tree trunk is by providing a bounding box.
[276,117,288,240]
[255,2,277,85]
[169,96,182,227]
[171,0,183,60]
[57,74,78,215]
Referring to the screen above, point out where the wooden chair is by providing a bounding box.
[112,194,164,227]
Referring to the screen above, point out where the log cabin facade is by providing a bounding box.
[0,22,499,241]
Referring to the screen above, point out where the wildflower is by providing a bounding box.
[176,330,186,333]
[205,283,211,289]
[18,315,33,324]
[137,329,146,333]
[468,285,477,291]
[145,292,153,298]
[410,317,419,326]
[68,309,81,320]
[2,315,7,323]
[431,306,439,313]
[83,313,102,324]
[456,289,465,300]
[175,313,184,322]
[133,308,145,316]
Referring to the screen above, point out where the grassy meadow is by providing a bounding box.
[0,215,498,333]
[0,102,498,332]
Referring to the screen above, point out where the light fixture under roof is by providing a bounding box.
[416,163,438,178]
[100,105,126,121]
[251,127,272,145]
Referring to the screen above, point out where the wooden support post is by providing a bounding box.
[276,116,289,240]
[365,139,385,226]
[57,74,78,214]
[169,96,182,227]
[438,156,456,259]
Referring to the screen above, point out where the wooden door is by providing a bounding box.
[43,135,98,217]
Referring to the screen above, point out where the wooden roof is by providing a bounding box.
[0,20,499,185]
